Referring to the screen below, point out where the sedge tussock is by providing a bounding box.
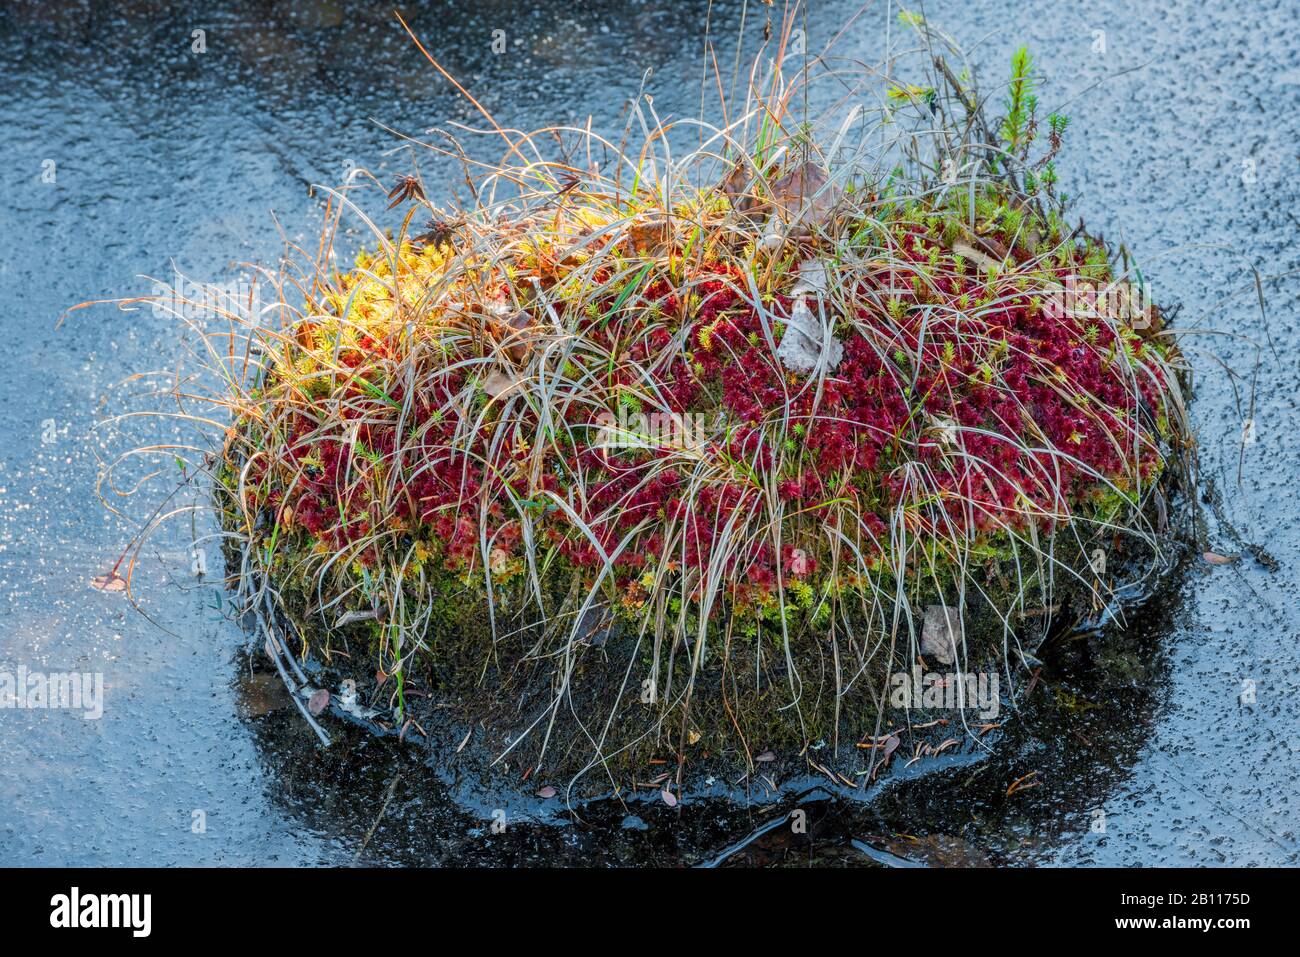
[104,13,1195,794]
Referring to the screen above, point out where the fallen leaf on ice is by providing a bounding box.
[90,571,127,593]
[1202,551,1239,565]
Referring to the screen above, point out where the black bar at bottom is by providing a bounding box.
[0,866,1275,941]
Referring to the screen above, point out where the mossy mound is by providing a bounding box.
[215,41,1193,794]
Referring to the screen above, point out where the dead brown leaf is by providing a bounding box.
[720,160,768,221]
[625,218,671,255]
[482,369,517,399]
[488,310,536,363]
[769,160,839,229]
[951,240,1003,274]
